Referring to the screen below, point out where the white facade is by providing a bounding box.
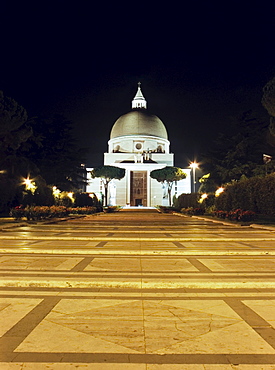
[86,84,191,206]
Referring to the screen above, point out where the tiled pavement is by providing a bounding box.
[1,209,275,369]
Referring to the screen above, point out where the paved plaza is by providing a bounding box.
[1,208,275,369]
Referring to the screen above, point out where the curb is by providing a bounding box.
[174,212,275,231]
[1,235,275,242]
[0,248,274,255]
[1,279,275,290]
[173,212,240,227]
[250,224,275,231]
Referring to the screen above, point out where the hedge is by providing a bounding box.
[215,174,275,216]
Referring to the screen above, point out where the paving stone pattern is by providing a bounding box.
[1,209,275,369]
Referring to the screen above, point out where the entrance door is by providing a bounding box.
[135,199,142,206]
[130,171,147,206]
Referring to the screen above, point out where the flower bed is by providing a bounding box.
[10,205,98,220]
[67,206,97,215]
[211,210,228,219]
[23,206,68,220]
[212,209,257,222]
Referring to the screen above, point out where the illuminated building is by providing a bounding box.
[86,84,191,206]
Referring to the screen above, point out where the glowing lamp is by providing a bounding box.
[189,162,199,193]
[189,162,199,169]
[23,177,36,193]
[215,187,224,196]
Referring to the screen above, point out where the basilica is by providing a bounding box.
[86,84,191,206]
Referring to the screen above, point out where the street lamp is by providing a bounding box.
[189,162,199,193]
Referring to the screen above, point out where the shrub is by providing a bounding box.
[211,208,256,222]
[9,205,100,220]
[67,206,97,214]
[9,205,25,220]
[255,175,275,216]
[74,193,100,207]
[205,205,216,214]
[212,210,228,219]
[238,210,257,222]
[227,209,242,221]
[174,193,200,210]
[30,206,50,220]
[180,207,204,215]
[49,206,68,218]
[24,205,68,220]
[214,174,275,216]
[59,194,73,207]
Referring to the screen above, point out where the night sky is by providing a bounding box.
[1,2,274,167]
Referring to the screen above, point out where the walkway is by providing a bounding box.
[1,209,275,369]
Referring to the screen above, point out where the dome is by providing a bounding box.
[110,110,168,140]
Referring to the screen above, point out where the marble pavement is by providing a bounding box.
[0,209,275,369]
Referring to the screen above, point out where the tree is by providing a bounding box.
[90,165,125,206]
[150,166,187,206]
[262,76,275,148]
[0,91,34,173]
[0,91,35,212]
[262,76,275,118]
[201,111,270,184]
[21,175,55,207]
[198,173,218,193]
[20,114,88,191]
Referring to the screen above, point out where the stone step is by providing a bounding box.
[1,277,275,289]
[1,248,275,255]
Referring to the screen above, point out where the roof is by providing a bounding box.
[110,110,168,140]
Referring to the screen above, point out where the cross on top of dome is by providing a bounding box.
[132,82,147,109]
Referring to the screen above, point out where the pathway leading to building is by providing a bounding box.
[1,208,275,369]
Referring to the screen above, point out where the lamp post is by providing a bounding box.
[190,162,199,193]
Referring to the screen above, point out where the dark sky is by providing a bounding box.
[1,1,275,167]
